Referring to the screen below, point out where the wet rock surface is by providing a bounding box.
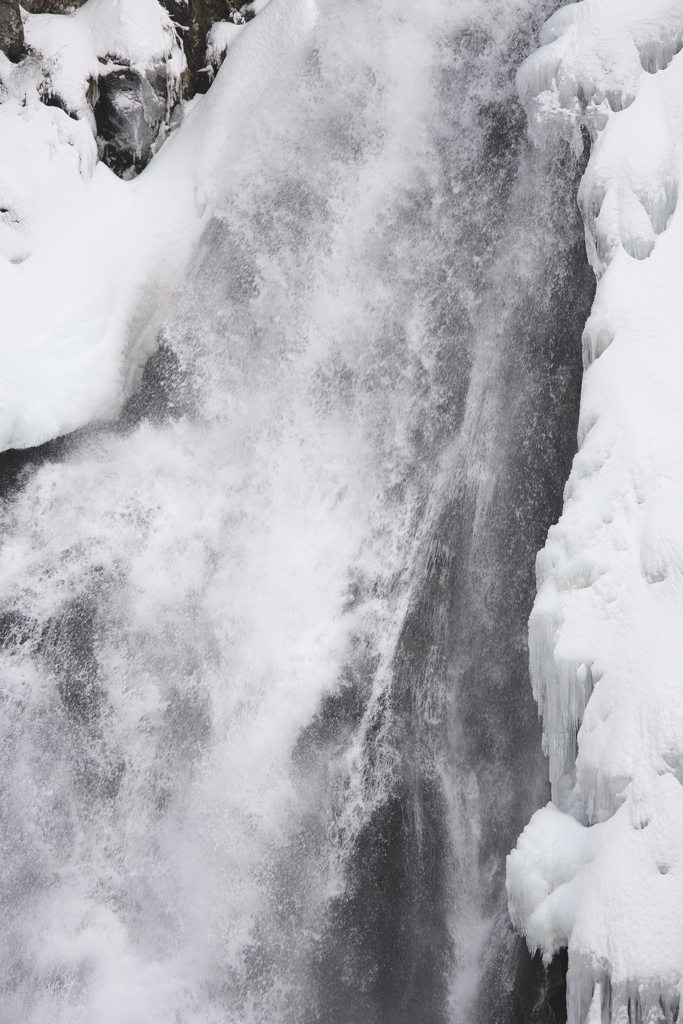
[94,63,173,178]
[87,0,256,174]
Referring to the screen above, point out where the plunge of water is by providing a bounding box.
[0,0,593,1021]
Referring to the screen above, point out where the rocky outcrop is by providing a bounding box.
[89,0,256,174]
[1,1,90,64]
[161,0,253,95]
[0,0,256,178]
[94,64,174,178]
[0,2,23,62]
[21,0,88,11]
[1,0,253,90]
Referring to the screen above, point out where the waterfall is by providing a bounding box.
[0,0,594,1020]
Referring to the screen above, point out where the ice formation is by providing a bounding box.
[0,0,293,451]
[507,2,683,1022]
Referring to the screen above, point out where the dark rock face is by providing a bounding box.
[0,0,89,62]
[0,1,23,62]
[160,0,254,95]
[20,1,88,12]
[94,64,172,178]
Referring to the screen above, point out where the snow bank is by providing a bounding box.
[508,3,683,1021]
[0,0,292,450]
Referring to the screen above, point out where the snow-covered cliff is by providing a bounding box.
[507,3,683,1022]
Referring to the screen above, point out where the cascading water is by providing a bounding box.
[0,0,595,1021]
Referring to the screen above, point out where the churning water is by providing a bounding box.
[0,0,594,1021]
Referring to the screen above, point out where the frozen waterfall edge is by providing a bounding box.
[507,2,683,1023]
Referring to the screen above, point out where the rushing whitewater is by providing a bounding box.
[0,0,595,1021]
[508,3,683,1024]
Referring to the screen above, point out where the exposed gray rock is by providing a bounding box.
[161,0,253,95]
[94,62,173,178]
[20,1,88,11]
[0,1,23,63]
[1,0,90,66]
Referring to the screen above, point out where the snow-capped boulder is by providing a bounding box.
[22,0,186,175]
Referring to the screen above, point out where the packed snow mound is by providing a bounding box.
[0,0,291,450]
[508,2,683,1022]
